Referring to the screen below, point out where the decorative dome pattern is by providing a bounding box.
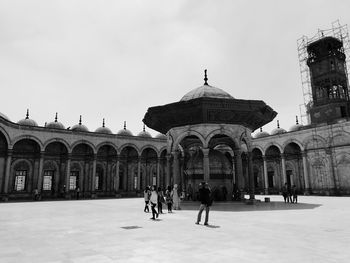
[180,70,234,101]
[117,121,133,136]
[17,110,38,127]
[289,116,303,132]
[271,120,286,135]
[137,125,152,138]
[46,113,65,129]
[255,128,270,138]
[71,115,89,132]
[95,119,113,134]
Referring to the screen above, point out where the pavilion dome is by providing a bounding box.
[17,110,38,127]
[138,126,152,138]
[255,128,270,138]
[155,133,167,139]
[180,70,234,101]
[71,116,89,132]
[46,113,65,129]
[95,119,113,134]
[289,116,303,132]
[0,112,10,121]
[271,120,286,135]
[117,121,133,136]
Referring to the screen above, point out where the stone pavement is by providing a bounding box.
[0,195,349,263]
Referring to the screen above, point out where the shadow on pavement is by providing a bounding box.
[180,201,322,212]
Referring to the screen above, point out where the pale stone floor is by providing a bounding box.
[1,195,350,263]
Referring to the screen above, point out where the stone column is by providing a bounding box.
[3,150,13,196]
[166,154,171,187]
[137,156,141,190]
[115,157,120,192]
[326,148,338,193]
[231,155,236,185]
[37,151,45,191]
[247,152,255,200]
[235,150,243,189]
[65,154,71,198]
[302,151,310,194]
[281,154,287,184]
[172,151,180,185]
[202,148,210,182]
[263,155,269,194]
[91,154,97,197]
[156,157,161,187]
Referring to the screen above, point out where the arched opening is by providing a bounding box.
[119,146,138,192]
[252,148,264,193]
[265,145,282,193]
[140,147,158,190]
[0,132,8,193]
[284,142,303,192]
[96,145,117,195]
[11,139,41,195]
[71,143,94,197]
[159,149,167,190]
[44,142,68,198]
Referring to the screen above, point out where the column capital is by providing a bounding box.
[202,148,210,157]
[7,149,13,156]
[262,155,267,161]
[166,154,171,161]
[301,151,307,158]
[281,153,285,159]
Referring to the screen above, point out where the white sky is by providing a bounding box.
[1,0,350,136]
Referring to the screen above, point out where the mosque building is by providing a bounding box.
[1,29,350,201]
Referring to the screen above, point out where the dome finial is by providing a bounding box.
[295,115,299,125]
[204,69,208,85]
[260,127,263,132]
[277,120,280,129]
[102,118,105,127]
[26,109,29,119]
[79,115,82,125]
[55,112,58,122]
[143,123,146,132]
[124,121,126,130]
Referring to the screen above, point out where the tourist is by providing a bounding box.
[76,187,80,200]
[144,186,151,212]
[187,183,193,201]
[149,185,159,220]
[172,184,181,210]
[282,183,289,203]
[157,187,164,214]
[291,185,298,203]
[195,182,211,226]
[33,188,39,201]
[165,185,173,213]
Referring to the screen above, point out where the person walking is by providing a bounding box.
[144,186,151,212]
[195,182,211,226]
[291,185,298,203]
[165,185,173,213]
[282,183,288,203]
[172,184,181,210]
[157,187,164,214]
[149,185,159,220]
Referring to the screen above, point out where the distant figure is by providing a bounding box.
[291,185,298,203]
[33,188,39,201]
[282,183,288,203]
[165,185,173,213]
[187,184,193,201]
[144,186,151,212]
[157,187,164,214]
[149,185,159,220]
[76,187,80,200]
[222,185,228,201]
[172,184,181,210]
[196,182,211,226]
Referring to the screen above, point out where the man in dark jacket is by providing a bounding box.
[195,181,211,225]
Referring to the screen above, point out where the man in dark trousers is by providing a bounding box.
[195,181,211,226]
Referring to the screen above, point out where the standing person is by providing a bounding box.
[76,187,80,200]
[33,188,39,201]
[287,184,292,203]
[165,185,173,213]
[149,185,159,220]
[291,185,298,203]
[172,184,181,210]
[196,182,211,226]
[157,187,164,214]
[143,186,151,212]
[187,184,193,201]
[282,183,288,203]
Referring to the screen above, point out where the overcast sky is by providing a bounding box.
[1,0,350,136]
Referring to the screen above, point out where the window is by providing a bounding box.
[14,170,27,191]
[69,171,79,190]
[43,170,54,191]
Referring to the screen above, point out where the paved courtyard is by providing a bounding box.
[0,195,349,263]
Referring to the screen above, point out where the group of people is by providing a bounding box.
[143,182,212,225]
[281,183,298,203]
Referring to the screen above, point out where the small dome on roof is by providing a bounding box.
[71,115,89,132]
[46,113,65,129]
[289,116,303,132]
[255,128,270,138]
[137,125,152,138]
[0,112,10,121]
[180,70,234,101]
[155,133,167,139]
[95,119,113,134]
[17,109,38,127]
[271,120,287,135]
[117,121,133,136]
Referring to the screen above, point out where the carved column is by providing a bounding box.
[202,148,210,182]
[326,148,338,193]
[302,151,310,194]
[37,151,45,191]
[281,153,287,185]
[235,150,243,189]
[166,154,171,187]
[91,154,97,194]
[3,150,13,195]
[156,157,161,187]
[65,154,71,197]
[231,155,236,185]
[115,156,120,192]
[263,155,269,194]
[172,151,180,185]
[247,152,255,200]
[137,156,141,190]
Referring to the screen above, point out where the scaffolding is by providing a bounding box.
[297,20,350,125]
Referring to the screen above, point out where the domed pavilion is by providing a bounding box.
[143,70,277,200]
